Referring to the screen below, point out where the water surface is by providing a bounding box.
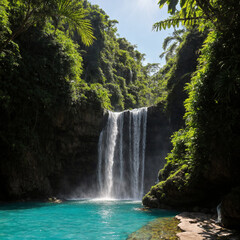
[0,200,177,239]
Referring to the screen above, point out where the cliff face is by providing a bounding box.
[142,139,240,228]
[0,101,104,201]
[166,29,206,131]
[144,103,172,193]
[0,29,205,201]
[49,101,104,198]
[143,30,206,195]
[0,100,182,201]
[143,28,240,229]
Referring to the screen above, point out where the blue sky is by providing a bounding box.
[88,0,173,66]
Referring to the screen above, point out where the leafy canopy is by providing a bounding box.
[52,0,95,46]
[153,0,240,31]
[0,0,95,52]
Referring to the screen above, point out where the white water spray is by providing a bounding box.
[97,108,148,200]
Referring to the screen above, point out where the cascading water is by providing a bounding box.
[97,107,148,200]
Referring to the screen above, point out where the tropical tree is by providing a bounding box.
[153,0,240,32]
[0,0,95,52]
[51,0,95,46]
[159,28,185,61]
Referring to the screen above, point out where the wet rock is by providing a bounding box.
[143,165,206,209]
[48,197,62,203]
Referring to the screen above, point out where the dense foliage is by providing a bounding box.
[160,0,240,183]
[2,0,180,199]
[78,1,165,110]
[143,0,240,218]
[151,27,206,129]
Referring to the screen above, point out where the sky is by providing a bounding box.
[88,0,173,66]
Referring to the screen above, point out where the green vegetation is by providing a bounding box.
[143,0,240,215]
[0,0,95,53]
[159,29,185,62]
[0,0,176,199]
[1,0,239,217]
[0,0,166,114]
[151,27,206,130]
[161,0,240,181]
[78,2,164,110]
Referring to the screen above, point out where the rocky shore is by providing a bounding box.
[176,212,240,240]
[127,211,240,240]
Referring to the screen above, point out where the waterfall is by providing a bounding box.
[97,107,148,199]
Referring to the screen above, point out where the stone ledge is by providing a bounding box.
[176,212,239,240]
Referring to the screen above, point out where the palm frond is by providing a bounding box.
[158,0,179,14]
[173,29,185,37]
[175,35,183,42]
[162,36,175,50]
[167,41,178,54]
[55,0,95,46]
[159,51,167,59]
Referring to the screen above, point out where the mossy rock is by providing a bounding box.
[143,165,206,209]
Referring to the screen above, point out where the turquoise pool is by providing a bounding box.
[0,200,177,239]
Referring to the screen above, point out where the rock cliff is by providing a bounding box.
[144,103,172,193]
[0,100,104,201]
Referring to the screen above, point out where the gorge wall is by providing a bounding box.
[0,27,205,201]
[0,100,104,201]
[144,29,206,195]
[143,30,240,229]
[144,103,172,193]
[0,102,174,201]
